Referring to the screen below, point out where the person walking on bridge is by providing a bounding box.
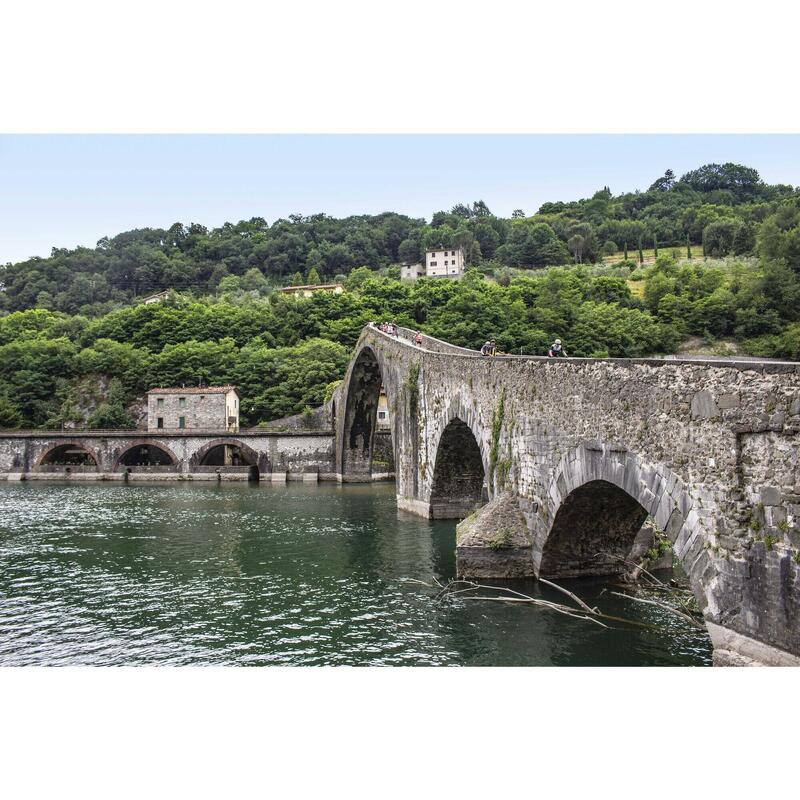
[480,339,497,357]
[548,338,567,357]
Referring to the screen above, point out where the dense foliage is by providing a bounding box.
[1,161,798,430]
[2,249,799,429]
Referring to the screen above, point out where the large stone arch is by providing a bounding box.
[425,396,490,519]
[113,440,179,470]
[36,440,100,469]
[338,343,398,480]
[190,438,266,472]
[533,442,718,616]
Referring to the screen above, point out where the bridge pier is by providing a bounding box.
[455,493,535,578]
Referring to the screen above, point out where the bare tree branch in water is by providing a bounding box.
[401,575,705,635]
[610,591,706,631]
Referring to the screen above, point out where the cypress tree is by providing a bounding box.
[653,233,658,256]
[623,241,628,261]
[687,236,692,260]
[638,237,644,264]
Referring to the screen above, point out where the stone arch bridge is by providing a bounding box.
[334,324,800,665]
[1,323,798,664]
[0,430,341,482]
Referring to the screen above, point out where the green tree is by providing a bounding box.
[0,396,22,429]
[345,266,375,291]
[648,169,676,192]
[88,401,135,429]
[703,219,742,257]
[398,238,421,264]
[241,267,268,293]
[218,275,242,294]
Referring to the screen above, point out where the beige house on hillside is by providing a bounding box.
[401,248,466,280]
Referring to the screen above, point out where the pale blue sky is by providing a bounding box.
[2,135,799,265]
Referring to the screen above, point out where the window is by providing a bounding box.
[200,395,205,401]
[178,397,186,408]
[430,261,437,266]
[178,416,185,429]
[444,260,448,266]
[452,250,456,256]
[157,398,164,408]
[378,411,386,419]
[157,417,164,429]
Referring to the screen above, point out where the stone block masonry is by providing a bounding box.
[334,324,800,665]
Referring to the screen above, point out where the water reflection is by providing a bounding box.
[0,481,712,666]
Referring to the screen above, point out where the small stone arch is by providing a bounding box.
[191,438,263,469]
[535,442,718,616]
[113,440,179,470]
[36,441,100,469]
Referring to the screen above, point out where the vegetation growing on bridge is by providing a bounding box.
[489,390,511,493]
[406,361,420,419]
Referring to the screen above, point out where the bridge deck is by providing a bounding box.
[381,323,799,372]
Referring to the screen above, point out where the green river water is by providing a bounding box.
[0,481,712,666]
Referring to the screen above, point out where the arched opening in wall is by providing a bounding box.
[539,480,651,579]
[341,346,390,479]
[199,443,260,481]
[118,444,176,468]
[371,386,395,478]
[39,444,97,468]
[429,418,486,519]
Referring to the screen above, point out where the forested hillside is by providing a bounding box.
[2,162,797,316]
[1,161,799,430]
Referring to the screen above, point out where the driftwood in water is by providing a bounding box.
[404,577,609,627]
[403,574,705,634]
[609,591,705,631]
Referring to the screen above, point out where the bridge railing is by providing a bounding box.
[367,323,479,357]
[365,323,800,372]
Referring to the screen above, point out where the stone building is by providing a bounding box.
[401,248,465,280]
[377,387,390,429]
[146,386,240,431]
